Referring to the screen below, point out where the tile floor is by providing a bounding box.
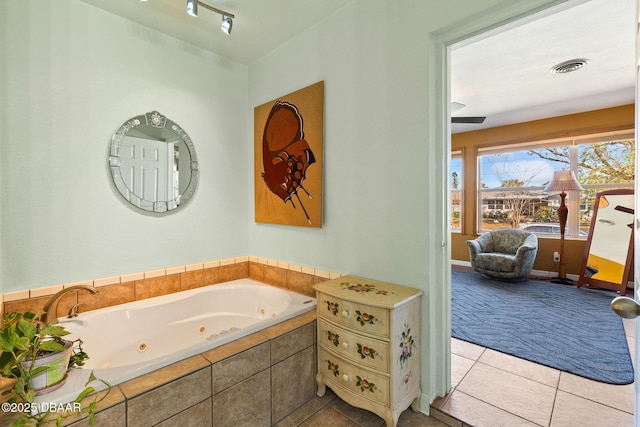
[431,318,635,427]
[280,272,636,427]
[275,387,447,427]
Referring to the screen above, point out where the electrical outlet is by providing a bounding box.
[553,251,560,263]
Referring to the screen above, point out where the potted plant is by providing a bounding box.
[0,310,109,426]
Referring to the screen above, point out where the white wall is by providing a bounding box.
[0,1,249,293]
[248,0,506,405]
[1,0,550,407]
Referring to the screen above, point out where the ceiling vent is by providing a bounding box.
[550,58,590,74]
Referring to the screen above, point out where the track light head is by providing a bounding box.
[221,16,233,35]
[186,0,198,17]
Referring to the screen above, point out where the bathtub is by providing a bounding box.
[36,279,316,406]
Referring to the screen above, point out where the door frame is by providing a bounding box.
[426,0,593,406]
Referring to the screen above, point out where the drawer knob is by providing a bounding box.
[342,374,349,382]
[342,341,349,349]
[341,310,349,318]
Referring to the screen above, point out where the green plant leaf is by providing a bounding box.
[75,386,96,401]
[40,340,67,353]
[28,366,49,378]
[14,336,31,352]
[17,319,36,340]
[0,324,18,352]
[40,325,70,338]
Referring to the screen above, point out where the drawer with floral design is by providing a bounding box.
[319,347,390,406]
[318,318,389,372]
[314,276,422,427]
[318,293,389,338]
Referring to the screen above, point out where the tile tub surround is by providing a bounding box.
[0,311,318,427]
[1,256,342,317]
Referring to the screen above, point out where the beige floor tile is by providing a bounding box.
[452,338,485,360]
[558,372,634,414]
[457,363,555,425]
[626,335,635,369]
[550,390,633,427]
[622,318,634,339]
[436,390,539,427]
[300,407,360,427]
[478,349,560,387]
[328,396,385,426]
[451,353,476,388]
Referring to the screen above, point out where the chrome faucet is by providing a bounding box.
[42,285,98,324]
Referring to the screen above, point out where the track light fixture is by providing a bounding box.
[186,0,197,17]
[185,0,235,35]
[221,16,233,35]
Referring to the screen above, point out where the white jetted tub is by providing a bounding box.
[38,278,316,406]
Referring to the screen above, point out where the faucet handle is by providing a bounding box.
[68,303,85,318]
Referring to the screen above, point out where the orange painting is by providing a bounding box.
[254,81,323,227]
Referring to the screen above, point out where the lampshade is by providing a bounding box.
[544,170,584,193]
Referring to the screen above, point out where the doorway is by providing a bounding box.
[431,0,637,424]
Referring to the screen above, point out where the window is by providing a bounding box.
[450,151,462,232]
[477,133,634,237]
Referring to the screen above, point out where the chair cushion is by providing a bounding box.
[476,252,516,273]
[490,229,530,254]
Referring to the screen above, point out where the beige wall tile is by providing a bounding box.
[165,265,186,276]
[203,260,220,269]
[218,262,249,282]
[270,323,315,365]
[272,346,315,424]
[30,284,63,298]
[219,258,235,266]
[248,261,265,281]
[93,275,121,288]
[213,369,271,427]
[300,265,315,276]
[144,269,166,279]
[264,265,287,288]
[4,294,69,319]
[134,274,180,300]
[120,356,210,399]
[155,398,212,427]
[185,262,204,271]
[79,282,135,312]
[201,332,270,364]
[286,270,315,297]
[181,267,219,291]
[2,290,29,302]
[212,342,271,394]
[127,366,211,426]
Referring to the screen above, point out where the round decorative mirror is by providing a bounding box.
[108,111,199,213]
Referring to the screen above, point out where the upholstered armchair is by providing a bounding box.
[466,228,538,280]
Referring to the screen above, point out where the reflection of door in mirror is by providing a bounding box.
[119,136,177,203]
[578,190,634,295]
[109,111,199,214]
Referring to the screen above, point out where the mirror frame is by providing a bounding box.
[108,111,199,213]
[577,189,634,296]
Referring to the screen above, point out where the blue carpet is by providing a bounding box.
[452,270,634,384]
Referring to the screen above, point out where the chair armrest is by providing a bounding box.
[516,244,536,255]
[466,240,481,256]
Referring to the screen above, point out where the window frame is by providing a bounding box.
[475,131,634,239]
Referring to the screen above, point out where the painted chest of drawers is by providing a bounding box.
[314,276,422,427]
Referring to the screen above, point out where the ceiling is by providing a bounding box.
[450,0,635,133]
[80,0,352,65]
[81,0,635,134]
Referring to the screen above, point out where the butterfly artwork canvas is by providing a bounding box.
[254,81,323,227]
